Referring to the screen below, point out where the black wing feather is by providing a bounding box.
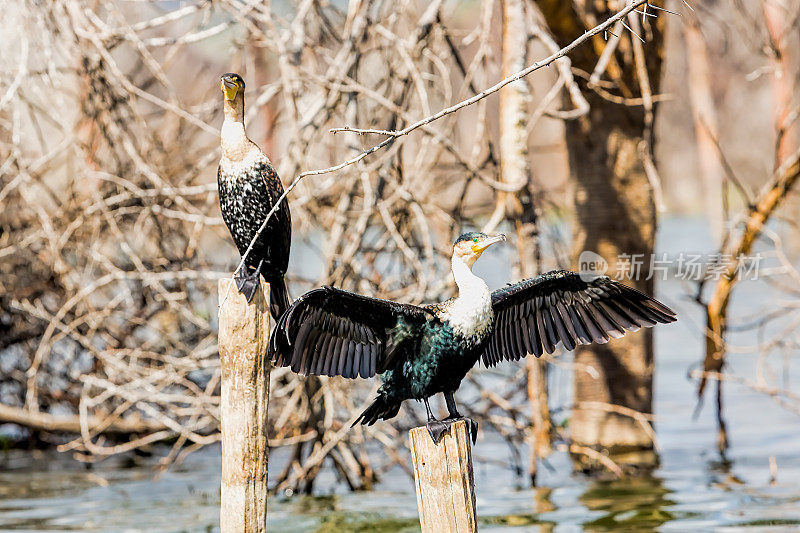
[520,309,535,355]
[576,302,608,343]
[343,340,356,376]
[349,343,362,379]
[510,307,525,360]
[327,336,342,377]
[313,331,332,375]
[536,302,555,354]
[566,304,592,344]
[555,301,579,346]
[338,338,351,376]
[527,313,543,357]
[551,305,576,351]
[503,309,519,360]
[481,270,676,367]
[324,333,339,376]
[269,286,430,379]
[291,319,314,372]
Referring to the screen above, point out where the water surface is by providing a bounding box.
[2,216,799,531]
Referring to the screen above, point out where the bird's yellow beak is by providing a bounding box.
[471,234,506,254]
[221,77,239,101]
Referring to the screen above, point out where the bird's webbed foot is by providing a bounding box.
[425,416,478,445]
[443,391,478,444]
[234,261,263,303]
[426,419,450,444]
[423,397,449,444]
[443,414,479,445]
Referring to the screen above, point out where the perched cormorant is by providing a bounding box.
[269,232,676,443]
[218,72,291,319]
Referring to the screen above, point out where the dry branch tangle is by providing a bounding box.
[700,147,800,397]
[0,0,662,487]
[228,0,651,283]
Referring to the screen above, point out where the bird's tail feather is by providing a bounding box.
[352,394,402,427]
[268,276,290,321]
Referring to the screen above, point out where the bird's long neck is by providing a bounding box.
[221,96,250,161]
[447,256,493,337]
[452,256,490,303]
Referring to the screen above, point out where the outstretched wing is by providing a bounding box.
[269,286,432,378]
[481,270,676,367]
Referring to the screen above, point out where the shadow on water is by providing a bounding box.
[578,475,679,531]
[266,493,420,533]
[479,487,556,531]
[314,512,419,533]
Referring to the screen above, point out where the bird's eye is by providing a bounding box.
[472,237,478,243]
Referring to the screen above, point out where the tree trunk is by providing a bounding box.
[498,0,552,484]
[568,102,657,466]
[535,0,664,470]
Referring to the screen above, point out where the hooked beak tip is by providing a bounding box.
[473,234,506,253]
[486,234,506,246]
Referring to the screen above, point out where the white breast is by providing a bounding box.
[219,146,267,179]
[442,288,494,338]
[444,255,495,337]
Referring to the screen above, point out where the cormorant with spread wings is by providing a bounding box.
[268,232,675,443]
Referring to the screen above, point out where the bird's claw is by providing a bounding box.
[425,416,479,445]
[446,416,479,445]
[234,268,259,303]
[426,419,449,444]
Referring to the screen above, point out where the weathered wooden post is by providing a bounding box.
[218,279,271,532]
[409,420,478,532]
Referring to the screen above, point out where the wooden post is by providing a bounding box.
[409,420,477,533]
[218,279,271,532]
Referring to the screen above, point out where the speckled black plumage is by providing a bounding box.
[268,270,676,430]
[218,72,291,318]
[218,158,291,319]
